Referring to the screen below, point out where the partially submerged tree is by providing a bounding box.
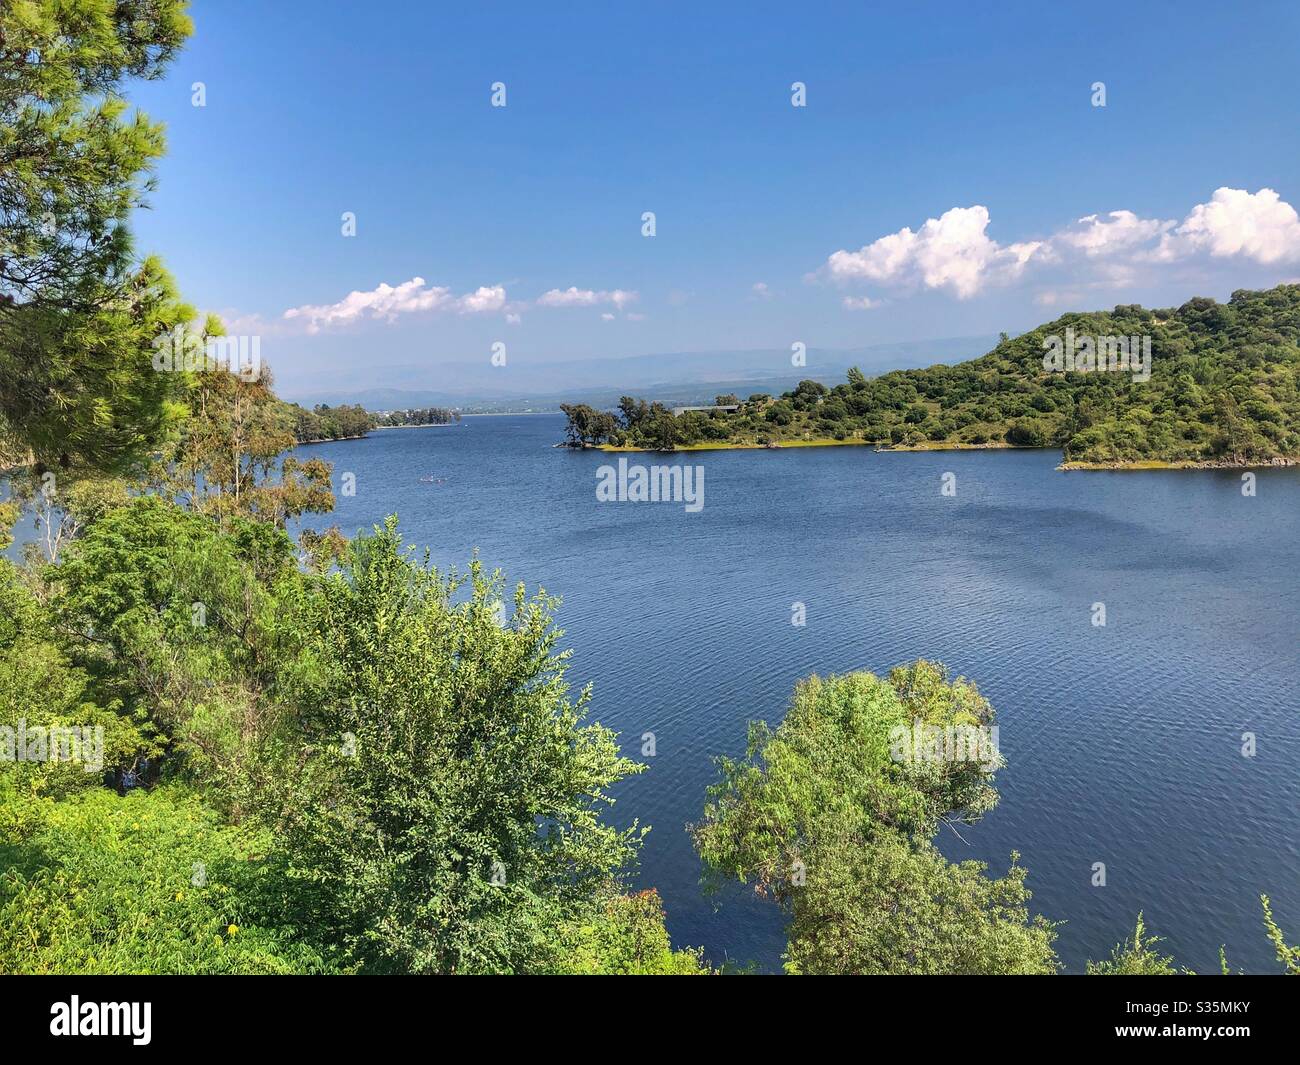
[694,662,1058,974]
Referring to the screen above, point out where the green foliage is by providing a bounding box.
[583,285,1300,465]
[291,402,374,442]
[780,834,1056,975]
[547,890,710,975]
[0,0,195,473]
[0,257,194,474]
[251,517,649,973]
[1261,895,1299,974]
[52,495,299,790]
[0,784,342,974]
[1086,913,1181,975]
[559,402,620,446]
[158,365,335,527]
[0,0,192,307]
[0,555,144,797]
[1087,899,1300,975]
[694,661,1056,974]
[372,406,459,429]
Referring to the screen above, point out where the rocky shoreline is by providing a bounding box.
[1059,455,1300,471]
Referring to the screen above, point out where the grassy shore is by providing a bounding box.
[590,437,1296,470]
[594,437,1022,454]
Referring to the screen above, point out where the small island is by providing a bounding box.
[560,284,1300,469]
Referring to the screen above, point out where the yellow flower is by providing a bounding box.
[227,924,239,936]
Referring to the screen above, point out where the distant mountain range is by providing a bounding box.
[282,336,999,412]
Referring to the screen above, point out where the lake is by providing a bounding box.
[296,413,1300,973]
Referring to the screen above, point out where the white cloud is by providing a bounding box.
[1056,210,1174,256]
[536,286,638,309]
[825,205,1044,299]
[601,312,615,321]
[823,187,1300,305]
[841,295,879,310]
[1150,187,1300,264]
[752,281,772,300]
[458,285,510,313]
[282,278,506,333]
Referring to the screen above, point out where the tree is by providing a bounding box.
[253,518,648,973]
[52,495,301,794]
[694,663,1057,974]
[10,470,129,564]
[0,0,195,474]
[577,284,1300,466]
[160,363,335,528]
[779,831,1056,975]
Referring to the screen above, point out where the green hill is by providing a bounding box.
[564,284,1300,467]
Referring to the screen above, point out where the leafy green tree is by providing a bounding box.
[52,495,300,793]
[694,662,1057,974]
[160,363,335,528]
[0,553,145,798]
[254,518,648,973]
[779,831,1055,974]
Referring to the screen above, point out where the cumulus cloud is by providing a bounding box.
[823,188,1300,304]
[1149,187,1300,264]
[1054,210,1174,256]
[751,281,772,300]
[825,205,1044,299]
[282,278,506,333]
[535,286,638,309]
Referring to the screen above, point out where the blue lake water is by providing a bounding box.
[295,414,1298,972]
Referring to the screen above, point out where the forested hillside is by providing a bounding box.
[564,285,1300,467]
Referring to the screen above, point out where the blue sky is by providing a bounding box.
[128,0,1300,398]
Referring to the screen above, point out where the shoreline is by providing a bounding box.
[371,422,460,430]
[591,438,1028,455]
[575,437,1298,471]
[1059,456,1299,471]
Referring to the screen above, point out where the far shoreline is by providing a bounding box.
[568,436,1298,471]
